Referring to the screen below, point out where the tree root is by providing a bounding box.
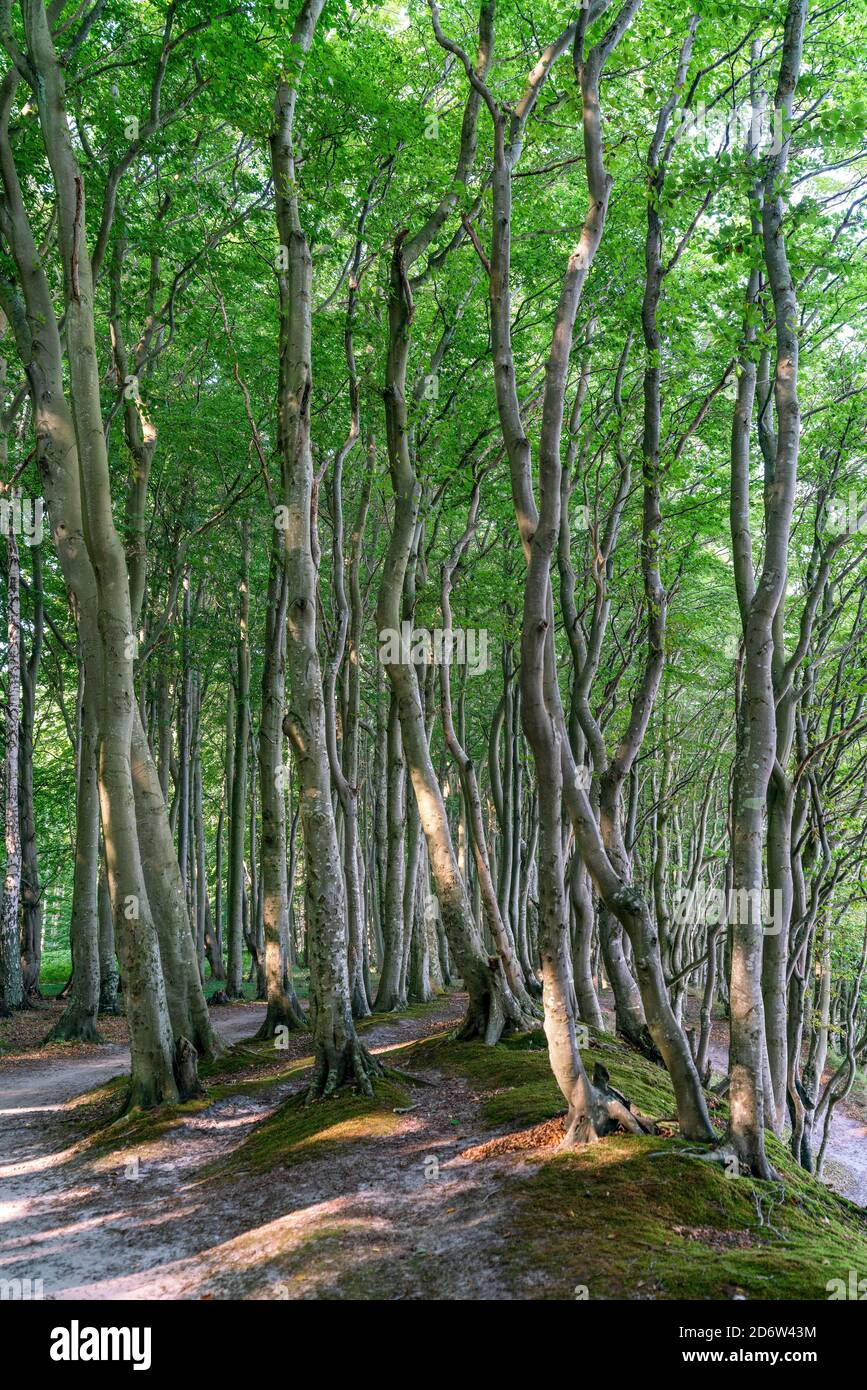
[254,996,307,1040]
[306,1036,383,1101]
[646,1141,780,1183]
[559,1063,658,1148]
[43,1011,104,1045]
[174,1036,204,1101]
[457,982,541,1045]
[380,1064,437,1088]
[618,1020,664,1067]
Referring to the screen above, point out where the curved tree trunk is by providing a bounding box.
[436,0,713,1139]
[0,512,23,1015]
[728,9,809,1179]
[48,678,102,1042]
[375,693,407,1011]
[98,857,119,1015]
[18,538,43,997]
[130,705,222,1058]
[272,0,377,1095]
[226,520,250,1000]
[23,1,182,1108]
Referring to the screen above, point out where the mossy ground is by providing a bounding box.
[30,998,867,1298]
[67,996,449,1161]
[68,1037,316,1159]
[223,1076,411,1175]
[390,1025,867,1299]
[395,1023,696,1128]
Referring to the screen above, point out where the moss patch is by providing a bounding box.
[356,997,448,1031]
[68,1041,316,1160]
[391,1026,867,1299]
[395,1024,719,1132]
[217,1076,410,1175]
[495,1133,867,1300]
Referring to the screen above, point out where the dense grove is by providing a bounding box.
[0,0,865,1203]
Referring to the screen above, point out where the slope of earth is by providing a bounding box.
[1,993,865,1300]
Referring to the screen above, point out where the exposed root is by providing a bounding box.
[380,1064,437,1088]
[350,982,373,1018]
[174,1036,204,1101]
[619,1020,664,1067]
[559,1063,658,1149]
[254,996,307,1040]
[306,1036,383,1101]
[120,1073,180,1115]
[457,977,541,1045]
[43,1010,104,1045]
[647,1141,779,1182]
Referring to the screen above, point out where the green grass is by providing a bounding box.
[34,949,312,1003]
[37,948,74,996]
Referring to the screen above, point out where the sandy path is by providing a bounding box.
[594,990,867,1207]
[702,1022,867,1206]
[0,998,528,1300]
[0,1005,264,1127]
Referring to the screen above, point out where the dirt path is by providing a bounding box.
[4,996,865,1301]
[594,989,867,1207]
[702,1020,867,1206]
[0,997,535,1300]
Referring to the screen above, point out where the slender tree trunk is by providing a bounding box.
[48,678,102,1040]
[23,1,182,1106]
[272,0,376,1094]
[728,10,808,1178]
[226,520,250,999]
[441,477,540,1019]
[375,693,407,1010]
[569,854,603,1028]
[1,512,23,1015]
[18,537,43,997]
[256,534,305,1036]
[97,855,119,1015]
[438,0,711,1137]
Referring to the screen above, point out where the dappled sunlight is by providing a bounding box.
[0,0,863,1318]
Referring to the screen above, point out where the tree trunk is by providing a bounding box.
[728,10,808,1178]
[48,679,102,1041]
[0,512,23,1015]
[256,534,305,1037]
[272,0,376,1094]
[18,537,43,997]
[375,693,407,1011]
[226,519,250,999]
[23,1,182,1107]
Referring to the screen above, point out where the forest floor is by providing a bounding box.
[1,991,866,1300]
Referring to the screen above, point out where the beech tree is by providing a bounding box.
[0,0,863,1194]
